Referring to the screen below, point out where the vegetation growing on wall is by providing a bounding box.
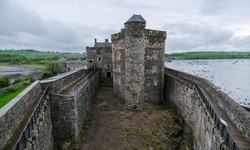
[0,76,11,88]
[42,62,64,79]
[13,76,35,84]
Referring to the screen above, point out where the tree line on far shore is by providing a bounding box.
[0,49,87,80]
[0,49,86,65]
[166,51,250,60]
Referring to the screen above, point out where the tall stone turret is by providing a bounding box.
[111,14,167,109]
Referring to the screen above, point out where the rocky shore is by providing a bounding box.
[0,66,42,80]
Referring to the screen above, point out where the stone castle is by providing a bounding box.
[87,14,166,108]
[1,14,250,150]
[86,39,112,78]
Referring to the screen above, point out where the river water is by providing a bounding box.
[165,59,250,108]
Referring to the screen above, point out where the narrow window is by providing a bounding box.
[107,72,111,77]
[153,52,158,60]
[98,56,101,61]
[154,79,158,86]
[131,93,138,103]
[118,77,121,84]
[117,65,121,72]
[117,52,121,60]
[152,66,157,73]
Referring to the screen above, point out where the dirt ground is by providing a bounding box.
[76,87,193,150]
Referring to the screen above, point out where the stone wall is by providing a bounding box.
[0,81,54,150]
[112,29,126,101]
[165,68,250,141]
[164,67,250,149]
[49,70,99,141]
[164,73,223,149]
[29,96,54,150]
[0,81,41,150]
[74,70,99,139]
[144,30,166,104]
[198,77,250,141]
[50,94,76,141]
[41,68,86,93]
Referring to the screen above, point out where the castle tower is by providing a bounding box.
[111,14,167,108]
[86,39,113,78]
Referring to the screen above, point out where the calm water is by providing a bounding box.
[165,59,250,108]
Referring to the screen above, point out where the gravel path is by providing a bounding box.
[77,87,193,150]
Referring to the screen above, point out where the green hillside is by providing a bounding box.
[0,49,86,68]
[166,51,250,60]
[0,49,83,59]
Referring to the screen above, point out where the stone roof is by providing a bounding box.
[94,42,112,48]
[57,60,86,64]
[67,60,86,64]
[125,14,146,24]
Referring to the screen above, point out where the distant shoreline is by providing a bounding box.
[166,58,250,61]
[165,51,250,60]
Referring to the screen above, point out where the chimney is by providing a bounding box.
[105,39,109,47]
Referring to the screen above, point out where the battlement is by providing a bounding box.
[144,29,167,37]
[111,29,125,41]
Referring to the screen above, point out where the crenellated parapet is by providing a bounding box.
[144,29,167,37]
[144,29,166,49]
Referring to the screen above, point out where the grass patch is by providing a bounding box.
[0,62,10,66]
[18,64,45,69]
[0,84,30,109]
[0,63,45,69]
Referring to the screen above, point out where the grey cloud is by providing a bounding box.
[1,0,250,53]
[0,0,114,53]
[0,0,46,36]
[230,36,250,50]
[164,21,234,52]
[208,30,233,45]
[199,0,230,16]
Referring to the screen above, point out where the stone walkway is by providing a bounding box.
[77,87,193,150]
[200,87,250,150]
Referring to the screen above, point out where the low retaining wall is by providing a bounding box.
[49,70,99,141]
[0,81,30,95]
[164,67,250,149]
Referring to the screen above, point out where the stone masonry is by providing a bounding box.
[164,68,250,149]
[86,39,113,78]
[111,14,166,108]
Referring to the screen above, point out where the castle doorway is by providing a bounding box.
[107,72,111,77]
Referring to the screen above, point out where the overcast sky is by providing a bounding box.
[1,0,250,53]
